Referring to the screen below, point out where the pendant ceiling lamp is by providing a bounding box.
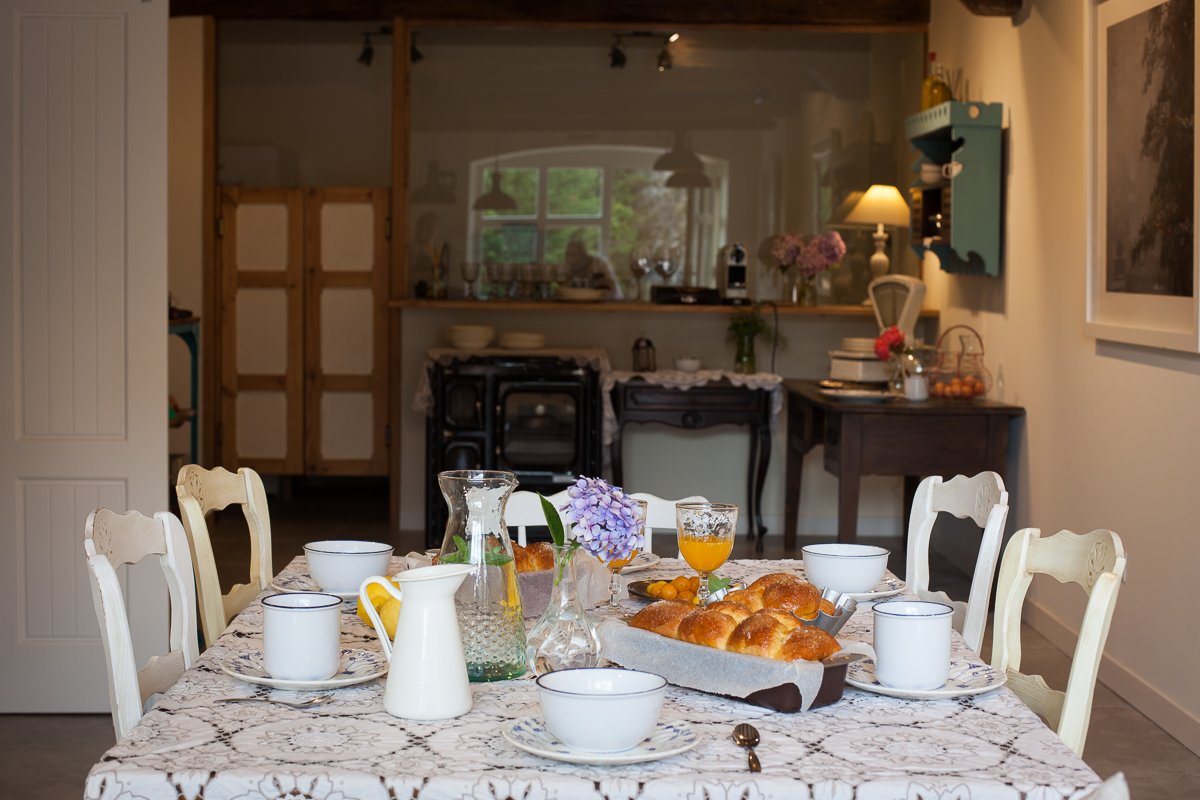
[653,130,704,173]
[412,160,456,205]
[473,138,517,212]
[665,169,711,189]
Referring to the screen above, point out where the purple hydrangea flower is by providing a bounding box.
[560,476,645,564]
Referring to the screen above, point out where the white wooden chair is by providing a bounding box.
[992,527,1127,756]
[905,472,1009,653]
[84,508,199,740]
[506,489,707,553]
[628,492,707,554]
[175,465,273,645]
[505,489,570,546]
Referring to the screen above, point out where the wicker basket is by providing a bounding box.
[927,324,991,400]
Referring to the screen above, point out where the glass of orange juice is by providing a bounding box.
[675,502,738,602]
[606,499,647,608]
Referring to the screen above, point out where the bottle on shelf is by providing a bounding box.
[920,52,953,110]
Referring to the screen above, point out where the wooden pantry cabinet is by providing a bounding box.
[217,186,389,476]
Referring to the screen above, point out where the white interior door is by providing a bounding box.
[0,0,168,711]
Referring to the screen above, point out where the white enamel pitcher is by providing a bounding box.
[359,563,474,720]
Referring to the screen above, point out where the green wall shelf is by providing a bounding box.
[906,101,1003,277]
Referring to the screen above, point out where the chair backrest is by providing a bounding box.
[505,489,571,546]
[628,492,707,554]
[505,489,708,554]
[175,465,273,645]
[905,472,1009,653]
[868,274,926,342]
[992,527,1126,756]
[84,508,199,740]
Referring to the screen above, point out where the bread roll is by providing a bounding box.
[762,581,821,618]
[705,599,753,625]
[677,608,741,648]
[797,597,838,621]
[628,600,695,639]
[726,612,793,659]
[748,572,803,593]
[777,625,840,662]
[512,541,555,573]
[723,588,764,612]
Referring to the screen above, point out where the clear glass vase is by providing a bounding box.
[733,331,757,374]
[526,543,601,676]
[437,469,528,682]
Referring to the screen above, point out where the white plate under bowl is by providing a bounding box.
[847,657,1006,700]
[502,716,697,765]
[845,574,906,601]
[618,552,662,574]
[221,647,388,690]
[269,574,359,604]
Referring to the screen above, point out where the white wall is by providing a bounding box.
[928,0,1200,754]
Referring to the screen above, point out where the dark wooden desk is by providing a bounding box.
[783,379,1025,547]
[610,378,775,547]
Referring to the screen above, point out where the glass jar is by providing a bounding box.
[525,543,601,675]
[437,469,527,681]
[927,325,992,400]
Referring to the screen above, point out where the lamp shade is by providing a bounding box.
[843,185,910,228]
[653,131,704,173]
[472,170,517,212]
[665,169,711,189]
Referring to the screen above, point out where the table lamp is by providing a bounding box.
[843,184,910,279]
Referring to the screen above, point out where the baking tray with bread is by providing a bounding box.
[598,572,869,712]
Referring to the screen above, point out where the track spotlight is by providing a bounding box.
[609,35,626,69]
[411,32,424,64]
[657,39,672,72]
[668,33,680,43]
[357,33,374,66]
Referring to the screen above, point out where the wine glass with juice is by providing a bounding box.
[604,499,647,608]
[675,502,738,602]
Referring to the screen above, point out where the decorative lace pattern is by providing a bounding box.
[85,558,1100,800]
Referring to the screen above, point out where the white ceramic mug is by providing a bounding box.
[904,374,929,401]
[942,160,963,179]
[872,600,953,690]
[261,592,342,682]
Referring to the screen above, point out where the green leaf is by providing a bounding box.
[538,492,566,548]
[707,574,733,594]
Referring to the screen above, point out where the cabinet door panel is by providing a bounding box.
[219,187,304,474]
[304,188,388,476]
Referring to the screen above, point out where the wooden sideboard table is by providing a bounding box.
[783,379,1025,547]
[610,377,776,547]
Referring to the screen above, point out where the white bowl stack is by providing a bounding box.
[448,325,494,350]
[829,336,890,382]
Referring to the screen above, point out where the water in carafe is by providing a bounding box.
[437,469,527,681]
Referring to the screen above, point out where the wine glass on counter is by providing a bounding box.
[654,249,679,287]
[675,502,738,602]
[605,499,648,608]
[460,261,481,300]
[628,254,652,302]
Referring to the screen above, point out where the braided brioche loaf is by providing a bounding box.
[511,541,555,573]
[628,572,840,662]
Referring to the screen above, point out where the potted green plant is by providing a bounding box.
[726,305,778,374]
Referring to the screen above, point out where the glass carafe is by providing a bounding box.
[437,469,527,681]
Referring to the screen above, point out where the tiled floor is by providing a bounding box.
[4,480,1197,798]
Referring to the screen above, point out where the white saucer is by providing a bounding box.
[846,574,906,602]
[847,657,1007,700]
[503,716,698,765]
[619,552,662,574]
[269,574,359,604]
[221,647,388,690]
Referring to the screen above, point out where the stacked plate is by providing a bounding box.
[829,336,889,382]
[499,331,545,350]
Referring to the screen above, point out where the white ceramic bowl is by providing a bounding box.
[536,668,667,752]
[674,356,702,373]
[447,324,494,349]
[801,543,889,594]
[304,540,394,594]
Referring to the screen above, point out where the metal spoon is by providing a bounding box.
[732,722,762,773]
[217,694,332,709]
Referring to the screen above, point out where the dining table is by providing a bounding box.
[84,556,1101,800]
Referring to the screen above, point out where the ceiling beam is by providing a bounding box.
[170,0,929,29]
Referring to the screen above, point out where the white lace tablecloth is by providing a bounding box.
[85,558,1100,800]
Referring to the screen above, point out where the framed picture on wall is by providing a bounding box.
[1086,0,1200,351]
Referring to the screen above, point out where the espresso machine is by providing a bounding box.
[718,242,750,304]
